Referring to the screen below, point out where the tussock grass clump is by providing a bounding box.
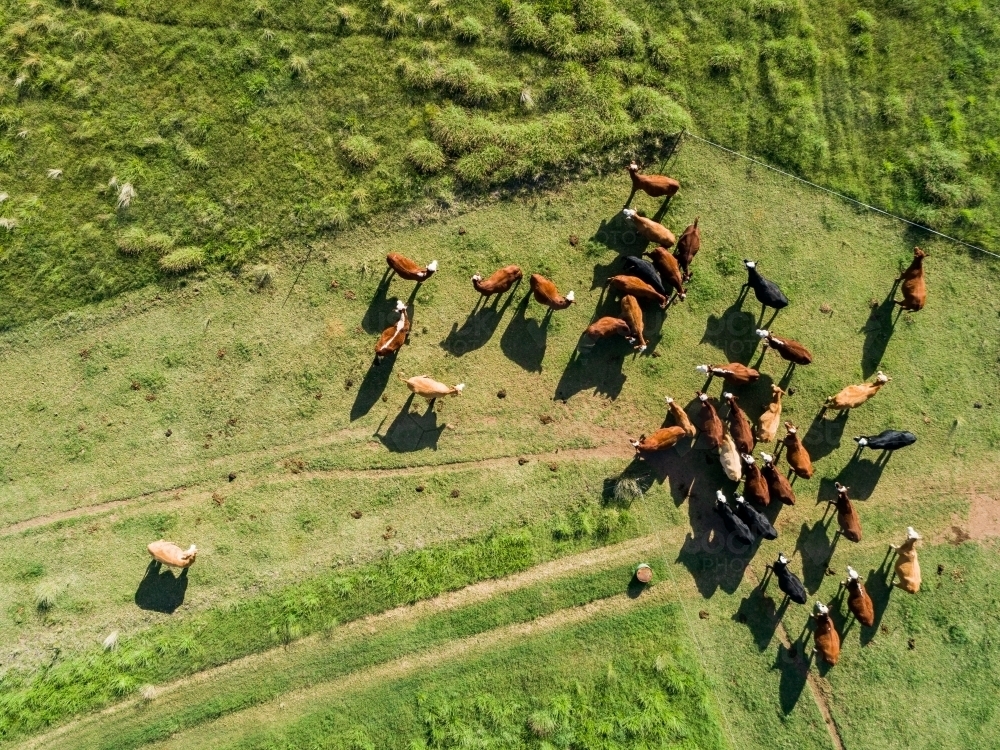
[708,44,744,74]
[340,135,379,169]
[159,246,205,273]
[398,57,439,90]
[102,631,119,652]
[763,36,820,77]
[116,227,147,255]
[626,86,690,135]
[115,182,137,209]
[288,55,311,80]
[251,264,276,288]
[34,582,59,612]
[613,477,643,506]
[406,138,446,173]
[438,59,502,105]
[454,15,484,43]
[506,2,548,49]
[335,5,357,28]
[647,32,681,72]
[849,10,876,33]
[145,232,175,253]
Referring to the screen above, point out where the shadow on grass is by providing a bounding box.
[774,640,809,715]
[554,338,629,400]
[499,295,550,372]
[700,287,760,366]
[734,584,782,652]
[861,281,901,377]
[440,287,518,356]
[350,351,397,421]
[361,269,394,334]
[860,549,895,646]
[802,408,848,462]
[135,561,188,614]
[793,517,835,594]
[818,449,891,501]
[376,393,445,452]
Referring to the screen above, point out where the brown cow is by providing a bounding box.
[631,426,687,454]
[622,209,676,248]
[620,295,648,350]
[844,566,875,627]
[529,274,574,310]
[697,392,724,451]
[673,218,700,281]
[645,247,686,301]
[375,300,410,365]
[756,385,786,443]
[609,275,667,309]
[756,329,813,365]
[387,253,438,282]
[740,453,770,507]
[832,482,862,543]
[665,397,697,437]
[825,371,890,410]
[148,540,198,569]
[723,392,754,455]
[895,246,927,311]
[695,363,760,387]
[890,527,922,593]
[472,265,521,298]
[783,422,813,479]
[759,452,795,505]
[813,602,840,666]
[585,317,634,344]
[626,162,679,199]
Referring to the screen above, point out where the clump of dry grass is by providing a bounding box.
[159,246,205,273]
[252,264,276,288]
[116,182,137,209]
[116,227,147,255]
[613,476,643,506]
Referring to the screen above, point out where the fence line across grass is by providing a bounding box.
[675,131,1000,261]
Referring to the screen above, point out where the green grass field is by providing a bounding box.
[3,1,1000,745]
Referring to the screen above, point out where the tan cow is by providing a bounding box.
[148,540,198,569]
[399,375,464,403]
[890,527,922,593]
[825,372,890,410]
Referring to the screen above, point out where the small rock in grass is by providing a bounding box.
[350,510,362,519]
[228,472,236,482]
[382,395,388,402]
[416,485,425,492]
[820,303,832,314]
[518,457,528,465]
[908,638,916,650]
[539,415,553,425]
[698,610,709,620]
[344,290,356,300]
[458,226,466,235]
[548,463,558,472]
[974,401,983,409]
[165,429,172,437]
[497,389,507,399]
[450,489,460,498]
[569,234,579,246]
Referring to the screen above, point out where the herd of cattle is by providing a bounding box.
[363,161,931,668]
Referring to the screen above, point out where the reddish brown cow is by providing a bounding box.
[609,275,667,309]
[645,247,686,301]
[631,426,687,454]
[673,218,700,280]
[472,265,521,297]
[813,602,840,666]
[844,566,875,627]
[387,253,438,282]
[895,246,927,311]
[760,452,796,505]
[529,274,574,310]
[619,295,647,351]
[622,209,676,248]
[697,392,724,451]
[723,392,755,455]
[627,162,680,199]
[740,453,770,507]
[695,363,760,387]
[756,329,813,365]
[783,422,814,479]
[374,300,410,365]
[585,317,634,344]
[832,482,862,543]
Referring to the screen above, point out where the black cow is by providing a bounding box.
[768,553,807,604]
[714,491,754,546]
[854,430,916,451]
[744,260,789,310]
[622,256,667,296]
[734,495,777,540]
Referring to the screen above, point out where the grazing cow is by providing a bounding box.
[756,385,786,444]
[399,375,464,404]
[783,422,814,479]
[890,527,922,593]
[673,218,700,281]
[148,540,198,569]
[723,392,755,455]
[529,274,574,310]
[622,256,667,296]
[756,329,813,365]
[720,434,742,482]
[854,430,916,452]
[741,453,770,507]
[665,397,697,437]
[627,162,680,199]
[831,482,862,543]
[715,490,754,546]
[760,452,796,505]
[609,275,667,309]
[622,208,676,248]
[768,552,807,605]
[631,426,687,454]
[620,295,648,351]
[734,494,777,540]
[387,253,438,282]
[813,602,840,666]
[844,566,875,627]
[697,392,724,451]
[895,246,927,311]
[743,260,789,311]
[374,300,410,365]
[645,247,686,301]
[825,371,890,410]
[472,265,521,298]
[695,363,760,387]
[585,317,635,345]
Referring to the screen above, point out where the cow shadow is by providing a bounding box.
[350,351,398,421]
[554,340,628,400]
[701,288,760,365]
[499,295,550,372]
[361,269,395,334]
[859,550,895,646]
[734,583,782,652]
[861,282,901,377]
[774,640,809,714]
[377,394,445,452]
[802,408,848,462]
[793,518,835,593]
[590,211,648,255]
[818,450,890,501]
[135,561,189,614]
[440,289,517,356]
